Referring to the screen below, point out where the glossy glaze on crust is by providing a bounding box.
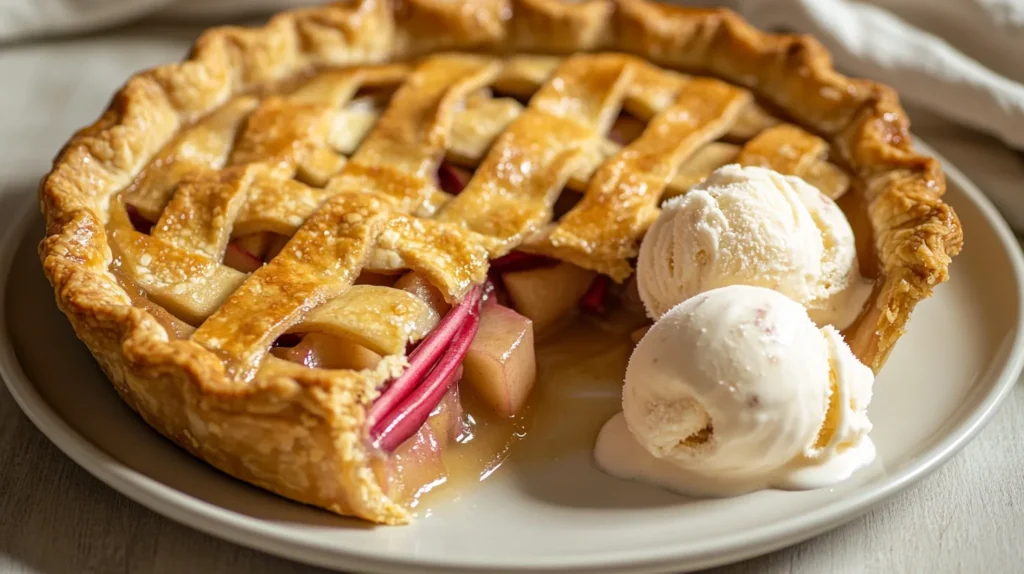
[38,0,962,525]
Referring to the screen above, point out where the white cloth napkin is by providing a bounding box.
[704,0,1024,152]
[4,0,1024,226]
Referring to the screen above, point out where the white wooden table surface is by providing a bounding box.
[1,22,1023,574]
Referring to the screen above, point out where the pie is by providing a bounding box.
[38,0,962,525]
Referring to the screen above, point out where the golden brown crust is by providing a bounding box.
[38,0,962,524]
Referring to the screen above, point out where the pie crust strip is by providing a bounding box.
[438,53,633,250]
[736,124,851,199]
[536,77,752,281]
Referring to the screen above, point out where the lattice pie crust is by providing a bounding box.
[39,0,962,524]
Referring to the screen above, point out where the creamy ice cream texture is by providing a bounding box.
[595,285,876,496]
[637,164,869,328]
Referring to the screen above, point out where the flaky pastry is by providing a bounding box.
[38,0,962,524]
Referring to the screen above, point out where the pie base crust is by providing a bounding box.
[38,0,962,524]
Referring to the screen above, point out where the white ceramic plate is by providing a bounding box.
[3,147,1023,574]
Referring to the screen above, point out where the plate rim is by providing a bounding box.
[3,144,1023,574]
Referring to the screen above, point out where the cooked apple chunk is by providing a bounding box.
[377,419,446,502]
[223,240,263,273]
[462,300,536,417]
[427,385,467,447]
[502,262,595,334]
[394,271,452,316]
[233,232,273,260]
[272,333,381,371]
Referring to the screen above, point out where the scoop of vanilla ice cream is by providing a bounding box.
[637,164,861,327]
[622,284,873,480]
[805,325,874,461]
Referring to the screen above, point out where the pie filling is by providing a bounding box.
[115,205,650,506]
